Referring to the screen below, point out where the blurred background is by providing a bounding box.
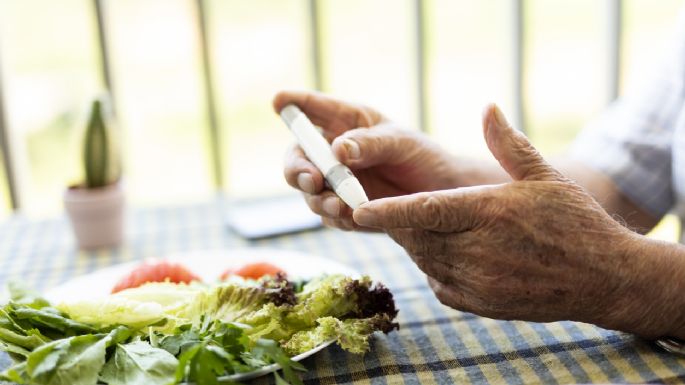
[0,0,682,237]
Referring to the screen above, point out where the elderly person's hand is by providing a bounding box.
[275,91,463,231]
[354,104,685,339]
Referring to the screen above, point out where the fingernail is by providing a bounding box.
[297,173,315,193]
[342,139,361,160]
[492,104,509,127]
[323,197,341,216]
[353,205,377,227]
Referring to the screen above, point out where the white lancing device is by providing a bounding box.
[280,104,369,209]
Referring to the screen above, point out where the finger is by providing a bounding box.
[284,144,326,194]
[482,103,564,182]
[353,187,494,232]
[273,90,385,139]
[330,124,428,169]
[322,216,355,231]
[302,191,351,219]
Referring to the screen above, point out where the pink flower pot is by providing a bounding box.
[63,183,125,249]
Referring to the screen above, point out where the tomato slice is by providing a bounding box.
[111,260,201,293]
[219,262,285,280]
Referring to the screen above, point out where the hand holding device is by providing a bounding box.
[280,104,369,209]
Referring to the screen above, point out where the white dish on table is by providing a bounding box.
[43,248,358,383]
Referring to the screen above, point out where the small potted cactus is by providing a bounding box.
[63,98,124,249]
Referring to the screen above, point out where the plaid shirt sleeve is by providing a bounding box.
[569,14,685,219]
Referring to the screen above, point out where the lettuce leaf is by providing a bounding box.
[162,318,303,385]
[99,340,178,385]
[22,326,129,385]
[234,275,399,354]
[56,282,203,331]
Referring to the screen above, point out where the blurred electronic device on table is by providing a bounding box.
[225,194,323,239]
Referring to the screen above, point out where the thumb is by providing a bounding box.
[330,124,421,169]
[483,104,564,181]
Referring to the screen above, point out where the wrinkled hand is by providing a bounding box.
[275,91,461,231]
[353,104,653,332]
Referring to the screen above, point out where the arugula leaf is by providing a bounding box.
[274,371,292,385]
[0,340,31,359]
[170,320,303,385]
[11,306,98,335]
[175,339,235,385]
[157,327,200,356]
[247,339,305,385]
[0,325,49,350]
[99,340,177,385]
[190,344,229,385]
[208,322,251,359]
[0,306,53,349]
[174,342,199,383]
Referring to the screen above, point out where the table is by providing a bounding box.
[1,200,684,384]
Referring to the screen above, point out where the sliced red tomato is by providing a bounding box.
[219,262,285,281]
[111,260,201,293]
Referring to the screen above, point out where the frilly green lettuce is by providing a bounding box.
[56,274,398,355]
[283,314,396,355]
[233,275,399,354]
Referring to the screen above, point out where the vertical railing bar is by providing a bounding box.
[0,47,19,210]
[606,0,622,102]
[196,0,224,189]
[94,0,116,114]
[415,0,429,132]
[511,0,526,134]
[308,0,324,91]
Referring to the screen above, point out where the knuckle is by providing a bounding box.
[304,194,326,217]
[419,195,448,230]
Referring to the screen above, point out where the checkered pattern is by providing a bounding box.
[1,200,685,384]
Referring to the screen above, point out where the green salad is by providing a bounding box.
[0,274,398,385]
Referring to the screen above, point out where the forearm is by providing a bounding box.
[596,234,685,340]
[554,159,660,233]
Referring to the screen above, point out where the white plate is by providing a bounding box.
[44,248,358,383]
[46,248,358,302]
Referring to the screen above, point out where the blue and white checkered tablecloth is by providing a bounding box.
[1,200,685,384]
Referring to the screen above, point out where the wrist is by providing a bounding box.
[595,233,685,339]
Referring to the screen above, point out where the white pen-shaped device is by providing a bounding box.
[280,104,369,209]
